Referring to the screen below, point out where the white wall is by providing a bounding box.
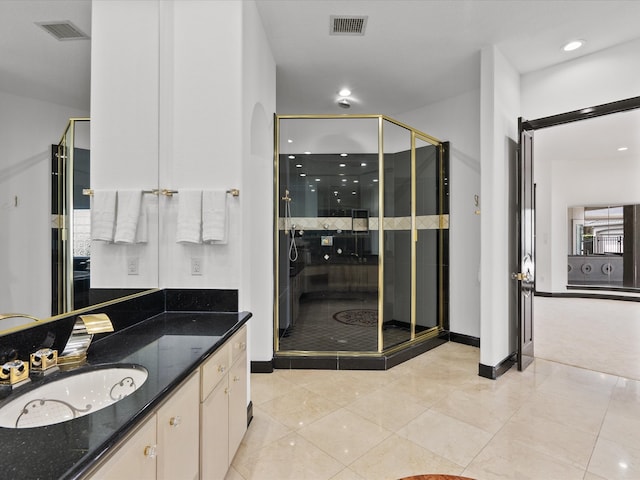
[158,0,243,290]
[522,37,640,119]
[91,0,159,289]
[240,2,277,363]
[0,90,87,318]
[397,89,481,338]
[479,46,520,368]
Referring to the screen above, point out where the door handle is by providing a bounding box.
[511,272,532,282]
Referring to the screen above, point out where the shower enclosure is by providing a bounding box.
[274,115,449,368]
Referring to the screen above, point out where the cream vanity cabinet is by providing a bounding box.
[200,325,248,480]
[90,370,200,480]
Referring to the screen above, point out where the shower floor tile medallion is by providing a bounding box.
[333,309,377,327]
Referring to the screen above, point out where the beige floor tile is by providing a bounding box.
[301,371,386,407]
[463,433,585,480]
[398,409,492,467]
[232,406,292,466]
[588,436,640,480]
[387,372,456,408]
[494,415,598,469]
[234,432,344,480]
[258,385,341,430]
[329,468,367,480]
[344,386,429,432]
[583,472,608,480]
[510,389,608,435]
[430,388,521,434]
[224,466,246,480]
[600,409,640,453]
[349,434,464,480]
[297,408,392,465]
[250,372,298,405]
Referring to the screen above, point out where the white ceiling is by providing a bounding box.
[0,0,91,111]
[3,1,640,120]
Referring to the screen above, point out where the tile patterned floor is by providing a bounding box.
[230,297,640,480]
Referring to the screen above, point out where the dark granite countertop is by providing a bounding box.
[0,310,251,480]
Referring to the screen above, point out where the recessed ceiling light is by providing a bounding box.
[351,191,357,195]
[288,155,295,159]
[315,178,321,182]
[287,139,293,143]
[339,173,345,176]
[361,162,367,167]
[311,189,316,192]
[341,179,347,182]
[563,40,584,52]
[373,179,378,182]
[339,88,351,97]
[353,180,359,183]
[339,163,346,167]
[304,151,311,155]
[340,153,348,157]
[296,164,303,168]
[300,173,306,177]
[618,147,628,151]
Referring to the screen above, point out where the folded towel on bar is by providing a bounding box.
[176,190,202,244]
[135,195,149,244]
[91,190,117,242]
[202,190,228,244]
[114,190,143,244]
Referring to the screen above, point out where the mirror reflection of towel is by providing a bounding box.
[114,190,143,244]
[91,190,116,242]
[176,190,202,244]
[202,190,227,244]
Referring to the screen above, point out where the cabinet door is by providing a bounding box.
[90,414,157,480]
[228,351,247,461]
[201,376,229,480]
[201,343,229,401]
[156,371,200,480]
[229,326,247,366]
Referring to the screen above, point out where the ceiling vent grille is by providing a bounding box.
[36,21,90,41]
[330,15,368,36]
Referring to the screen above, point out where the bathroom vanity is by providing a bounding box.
[0,302,251,480]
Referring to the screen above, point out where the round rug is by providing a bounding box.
[333,309,377,327]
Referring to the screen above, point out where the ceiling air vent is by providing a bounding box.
[36,21,90,41]
[330,15,368,36]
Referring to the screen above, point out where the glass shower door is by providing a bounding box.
[276,117,380,352]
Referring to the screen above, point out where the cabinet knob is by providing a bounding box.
[144,445,157,458]
[217,364,226,373]
[233,375,240,383]
[235,341,246,351]
[169,416,182,427]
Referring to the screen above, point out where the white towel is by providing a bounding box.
[176,190,202,244]
[202,190,228,244]
[135,196,148,244]
[114,190,143,244]
[91,190,117,242]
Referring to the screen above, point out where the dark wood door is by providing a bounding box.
[515,119,535,371]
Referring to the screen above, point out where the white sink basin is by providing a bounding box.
[0,364,148,429]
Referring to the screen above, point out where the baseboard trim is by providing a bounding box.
[449,332,480,348]
[251,360,274,373]
[478,354,515,380]
[536,290,640,302]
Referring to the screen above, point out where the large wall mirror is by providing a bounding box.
[0,2,160,333]
[534,104,640,294]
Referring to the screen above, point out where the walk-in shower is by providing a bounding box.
[274,115,449,369]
